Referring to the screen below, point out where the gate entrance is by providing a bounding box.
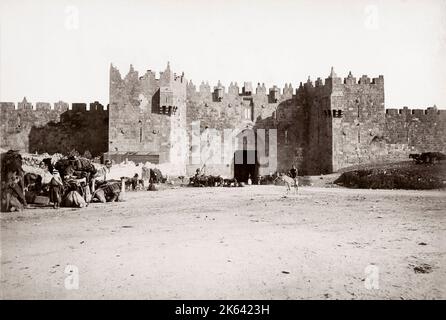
[234,150,258,183]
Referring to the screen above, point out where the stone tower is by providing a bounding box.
[108,62,188,170]
[330,71,385,170]
[298,68,385,173]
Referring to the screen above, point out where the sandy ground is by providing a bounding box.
[0,185,445,300]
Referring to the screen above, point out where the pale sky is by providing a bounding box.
[0,0,445,108]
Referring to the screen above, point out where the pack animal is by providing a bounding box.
[276,174,298,194]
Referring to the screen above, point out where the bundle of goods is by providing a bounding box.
[55,156,97,183]
[61,177,91,207]
[149,168,166,183]
[92,180,122,203]
[189,174,224,187]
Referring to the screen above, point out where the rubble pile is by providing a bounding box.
[334,162,445,190]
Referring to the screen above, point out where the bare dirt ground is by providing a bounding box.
[1,185,445,300]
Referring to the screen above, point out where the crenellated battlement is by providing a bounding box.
[255,83,267,95]
[55,101,70,112]
[110,63,123,82]
[115,62,186,87]
[185,70,385,105]
[0,99,107,113]
[296,69,384,95]
[0,102,16,111]
[90,101,107,111]
[385,106,446,118]
[343,71,383,86]
[228,82,240,95]
[111,64,386,113]
[199,81,211,93]
[189,80,297,97]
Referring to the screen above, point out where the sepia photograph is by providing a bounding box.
[0,0,445,307]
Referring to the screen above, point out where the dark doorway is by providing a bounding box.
[234,150,258,183]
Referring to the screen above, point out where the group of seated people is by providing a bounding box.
[1,153,123,212]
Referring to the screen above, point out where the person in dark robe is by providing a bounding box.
[131,173,139,190]
[289,165,298,186]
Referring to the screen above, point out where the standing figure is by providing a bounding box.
[49,169,64,209]
[193,168,201,187]
[290,165,298,187]
[131,173,139,191]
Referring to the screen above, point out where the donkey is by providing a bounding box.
[276,173,298,194]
